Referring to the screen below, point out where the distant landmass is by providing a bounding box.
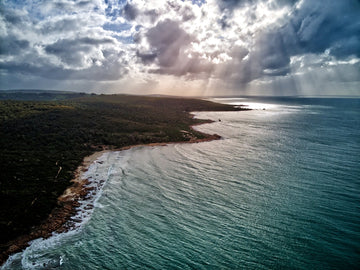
[0,89,91,101]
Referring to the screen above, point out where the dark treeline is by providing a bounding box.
[0,93,244,253]
[0,90,88,101]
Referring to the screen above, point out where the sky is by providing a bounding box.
[0,0,359,96]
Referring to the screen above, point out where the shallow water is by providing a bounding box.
[3,97,360,269]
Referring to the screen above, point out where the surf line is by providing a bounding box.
[0,123,222,265]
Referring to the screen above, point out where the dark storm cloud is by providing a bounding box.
[256,32,290,71]
[3,11,24,26]
[229,46,249,60]
[144,19,191,67]
[136,51,157,65]
[77,1,93,7]
[330,36,360,58]
[122,3,139,21]
[121,2,160,23]
[0,36,29,55]
[278,0,360,58]
[225,31,290,85]
[45,37,114,66]
[1,5,31,27]
[137,18,215,77]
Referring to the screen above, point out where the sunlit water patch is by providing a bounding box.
[2,97,359,269]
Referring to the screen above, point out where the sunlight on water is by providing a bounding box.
[210,97,302,110]
[210,98,283,111]
[234,102,277,110]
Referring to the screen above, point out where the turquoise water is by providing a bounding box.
[3,97,360,269]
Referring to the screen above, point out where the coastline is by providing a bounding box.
[0,125,221,265]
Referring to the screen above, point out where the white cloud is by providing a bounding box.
[0,0,359,96]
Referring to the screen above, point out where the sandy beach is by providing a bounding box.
[0,126,220,264]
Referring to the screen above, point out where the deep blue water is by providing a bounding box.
[3,97,360,269]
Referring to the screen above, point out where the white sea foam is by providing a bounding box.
[1,150,131,269]
[59,255,64,265]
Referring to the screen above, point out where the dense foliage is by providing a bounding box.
[0,94,241,249]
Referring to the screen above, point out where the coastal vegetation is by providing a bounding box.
[0,92,245,262]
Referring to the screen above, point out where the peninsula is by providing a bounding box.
[0,91,248,264]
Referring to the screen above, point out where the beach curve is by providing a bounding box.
[0,124,221,265]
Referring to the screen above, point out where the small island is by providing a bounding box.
[0,91,249,264]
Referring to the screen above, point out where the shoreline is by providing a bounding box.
[0,125,221,265]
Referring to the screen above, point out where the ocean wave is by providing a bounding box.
[1,151,131,270]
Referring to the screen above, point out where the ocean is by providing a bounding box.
[2,97,360,269]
